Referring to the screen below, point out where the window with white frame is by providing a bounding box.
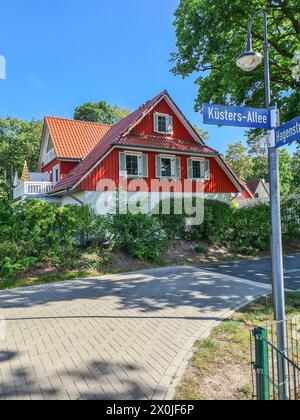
[156,155,181,179]
[53,164,60,183]
[126,154,139,177]
[119,152,148,178]
[187,158,210,181]
[154,113,173,134]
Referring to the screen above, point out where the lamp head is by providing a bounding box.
[237,29,262,72]
[236,50,263,72]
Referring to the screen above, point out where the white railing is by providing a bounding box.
[13,182,54,200]
[45,149,55,165]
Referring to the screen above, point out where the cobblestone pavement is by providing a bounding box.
[0,266,271,400]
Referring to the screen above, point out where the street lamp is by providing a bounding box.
[237,10,288,399]
[236,31,262,72]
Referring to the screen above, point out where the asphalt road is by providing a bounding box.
[200,253,300,291]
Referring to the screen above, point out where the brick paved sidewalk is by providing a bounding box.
[0,266,271,400]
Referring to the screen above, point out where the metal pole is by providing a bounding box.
[259,11,288,398]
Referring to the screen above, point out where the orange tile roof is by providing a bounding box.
[49,91,167,193]
[45,116,111,160]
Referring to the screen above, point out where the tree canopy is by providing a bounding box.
[224,139,298,196]
[225,141,254,180]
[0,117,42,185]
[172,0,300,123]
[74,101,130,124]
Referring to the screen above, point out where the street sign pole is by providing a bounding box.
[261,12,288,398]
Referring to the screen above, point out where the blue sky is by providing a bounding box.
[0,0,294,154]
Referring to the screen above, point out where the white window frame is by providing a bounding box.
[53,164,60,183]
[154,113,173,135]
[188,158,205,181]
[157,154,176,179]
[124,152,143,179]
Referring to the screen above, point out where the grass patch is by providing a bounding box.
[176,292,300,401]
[0,269,117,291]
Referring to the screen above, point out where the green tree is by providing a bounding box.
[247,133,269,180]
[74,101,130,124]
[278,148,294,196]
[172,1,300,122]
[193,124,209,140]
[0,117,42,185]
[225,141,254,179]
[291,145,300,193]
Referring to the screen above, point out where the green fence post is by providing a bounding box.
[253,327,269,400]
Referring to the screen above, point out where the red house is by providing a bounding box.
[14,91,247,211]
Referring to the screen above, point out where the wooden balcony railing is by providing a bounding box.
[13,182,54,200]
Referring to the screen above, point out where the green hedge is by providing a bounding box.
[0,198,300,279]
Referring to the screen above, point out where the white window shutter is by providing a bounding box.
[119,152,126,177]
[200,160,205,179]
[175,157,181,179]
[187,158,193,179]
[154,114,159,132]
[205,159,210,181]
[167,116,173,134]
[142,154,148,178]
[171,158,176,178]
[138,155,143,177]
[156,155,161,178]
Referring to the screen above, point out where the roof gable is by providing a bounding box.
[132,99,196,140]
[45,117,111,160]
[245,180,261,195]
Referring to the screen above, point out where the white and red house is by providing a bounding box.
[13,91,252,210]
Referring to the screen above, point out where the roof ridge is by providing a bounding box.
[45,116,113,127]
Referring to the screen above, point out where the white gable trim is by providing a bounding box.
[38,122,50,171]
[164,95,204,145]
[215,156,243,192]
[123,93,205,145]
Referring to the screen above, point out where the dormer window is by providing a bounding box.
[154,113,173,134]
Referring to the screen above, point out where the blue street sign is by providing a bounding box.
[203,103,271,129]
[275,116,300,148]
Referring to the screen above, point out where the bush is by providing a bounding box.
[154,198,189,240]
[0,256,38,278]
[192,199,234,245]
[0,197,300,279]
[195,244,206,254]
[230,204,271,254]
[0,200,112,277]
[281,198,300,239]
[112,213,169,261]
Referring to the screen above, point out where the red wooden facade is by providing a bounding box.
[38,91,246,199]
[133,100,192,140]
[42,160,78,182]
[76,149,239,194]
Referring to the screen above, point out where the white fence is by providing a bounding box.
[13,182,54,200]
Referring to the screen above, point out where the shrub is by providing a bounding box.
[230,204,271,254]
[154,198,189,239]
[195,244,206,254]
[112,213,169,261]
[0,256,39,278]
[192,199,234,245]
[281,198,300,239]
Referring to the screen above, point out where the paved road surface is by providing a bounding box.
[200,253,300,291]
[0,266,270,400]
